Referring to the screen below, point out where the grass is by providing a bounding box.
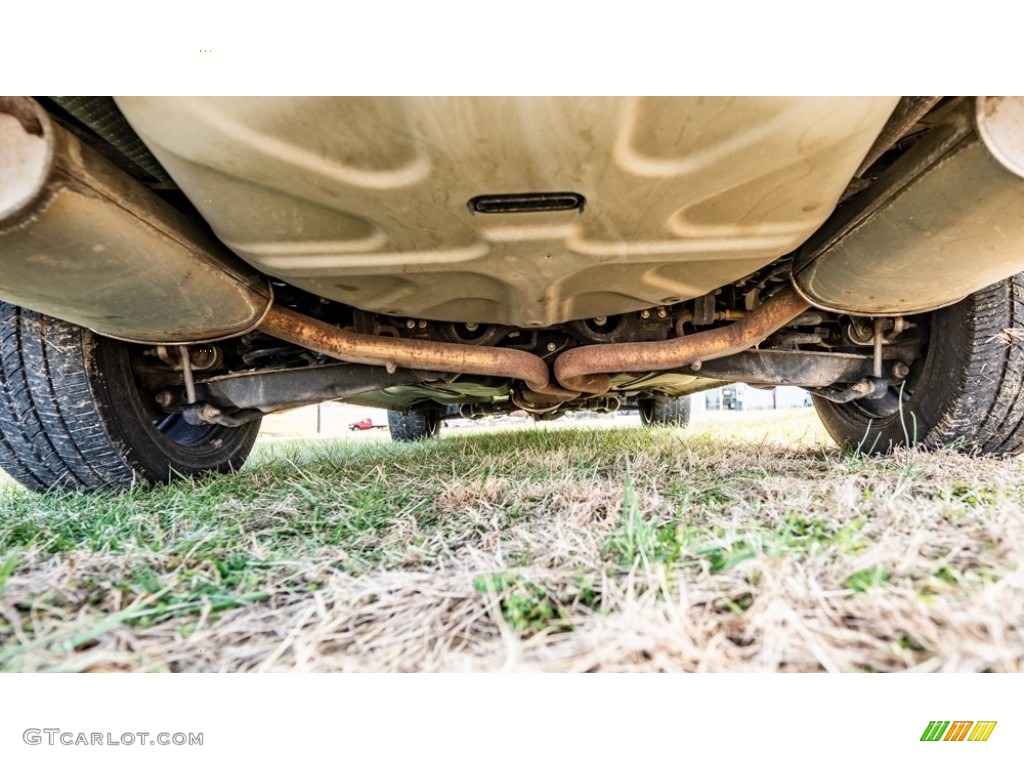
[1,409,1022,671]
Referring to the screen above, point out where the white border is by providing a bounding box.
[1,674,1018,766]
[3,2,1021,94]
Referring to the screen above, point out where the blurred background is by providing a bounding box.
[259,384,814,439]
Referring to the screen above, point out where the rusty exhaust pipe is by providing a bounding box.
[553,285,811,394]
[259,304,580,402]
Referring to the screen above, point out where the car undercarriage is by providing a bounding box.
[3,95,1024,490]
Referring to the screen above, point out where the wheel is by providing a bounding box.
[387,408,443,441]
[814,273,1024,455]
[638,394,691,428]
[0,304,261,492]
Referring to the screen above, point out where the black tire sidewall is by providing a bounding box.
[388,408,443,441]
[639,394,690,428]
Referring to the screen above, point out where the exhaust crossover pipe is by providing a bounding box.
[553,286,810,394]
[258,304,579,402]
[256,287,809,400]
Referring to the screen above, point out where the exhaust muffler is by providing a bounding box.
[0,97,271,343]
[792,97,1024,316]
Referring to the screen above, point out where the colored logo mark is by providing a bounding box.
[920,721,997,742]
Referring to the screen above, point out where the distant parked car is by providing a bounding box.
[349,418,382,431]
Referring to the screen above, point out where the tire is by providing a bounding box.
[387,408,443,441]
[638,394,691,428]
[0,304,261,492]
[814,273,1024,455]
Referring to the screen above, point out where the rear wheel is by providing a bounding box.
[387,408,443,441]
[638,394,691,428]
[814,274,1024,455]
[0,304,260,492]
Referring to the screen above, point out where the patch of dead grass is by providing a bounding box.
[1,411,1022,671]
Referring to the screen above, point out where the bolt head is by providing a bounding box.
[640,310,651,319]
[892,362,911,378]
[200,404,221,420]
[405,319,416,329]
[546,342,557,352]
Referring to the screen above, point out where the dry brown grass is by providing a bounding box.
[1,410,1023,671]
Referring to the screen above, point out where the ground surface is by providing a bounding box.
[1,409,1022,671]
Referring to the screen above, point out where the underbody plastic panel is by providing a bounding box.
[116,97,898,327]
